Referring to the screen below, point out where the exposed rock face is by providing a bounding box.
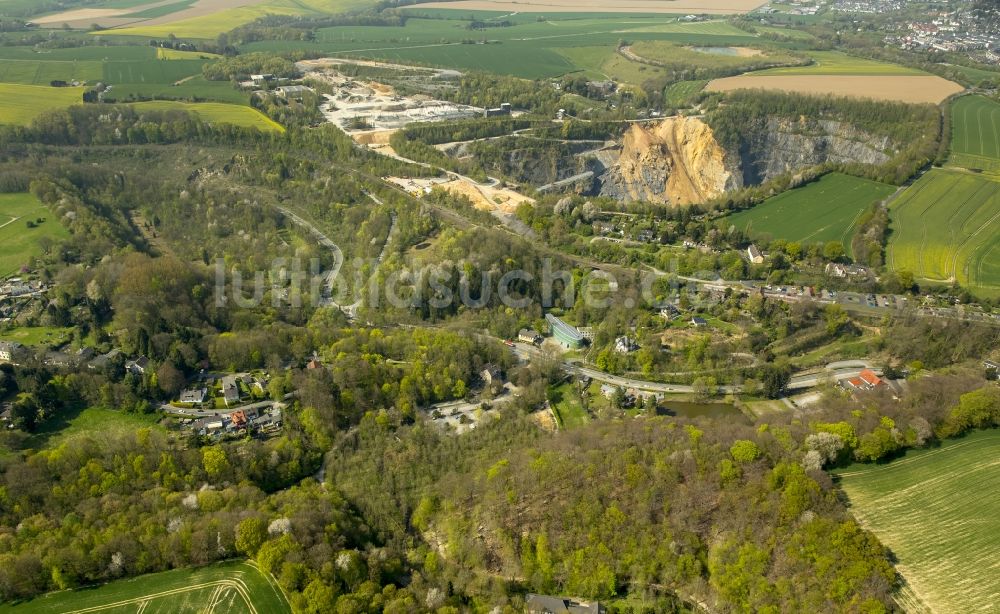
[738,118,891,185]
[598,117,741,206]
[592,116,891,206]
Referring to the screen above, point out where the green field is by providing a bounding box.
[101,0,370,39]
[834,429,1000,613]
[887,169,1000,290]
[129,101,284,132]
[950,95,1000,170]
[548,382,589,429]
[242,16,765,79]
[0,83,82,125]
[756,50,925,75]
[0,193,70,274]
[0,560,290,613]
[0,326,71,346]
[665,80,708,106]
[726,173,895,249]
[29,406,164,449]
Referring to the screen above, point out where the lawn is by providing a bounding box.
[834,429,1000,614]
[756,50,926,75]
[0,326,71,346]
[726,173,895,250]
[547,381,590,429]
[886,169,1000,291]
[0,83,82,125]
[0,560,290,613]
[128,101,284,132]
[949,95,1000,170]
[0,192,70,274]
[28,406,164,450]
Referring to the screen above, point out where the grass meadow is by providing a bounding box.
[726,173,895,250]
[834,429,1000,613]
[0,193,70,274]
[548,382,590,429]
[128,101,284,132]
[0,560,290,614]
[887,169,1000,290]
[0,83,82,125]
[756,50,926,75]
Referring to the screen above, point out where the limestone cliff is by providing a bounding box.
[737,117,891,185]
[598,117,741,206]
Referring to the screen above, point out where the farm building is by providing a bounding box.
[483,102,511,117]
[277,85,313,100]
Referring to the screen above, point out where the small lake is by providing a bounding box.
[691,46,747,56]
[656,401,741,420]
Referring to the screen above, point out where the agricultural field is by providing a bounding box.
[665,80,708,105]
[726,173,895,250]
[834,429,1000,614]
[949,95,1000,171]
[0,83,83,125]
[0,193,70,275]
[408,0,768,14]
[0,560,291,613]
[886,169,1000,290]
[128,101,284,131]
[99,0,371,39]
[244,15,769,79]
[706,74,963,104]
[756,50,926,75]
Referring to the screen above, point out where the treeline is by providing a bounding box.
[202,52,299,81]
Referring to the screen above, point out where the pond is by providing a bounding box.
[656,400,742,420]
[691,46,754,56]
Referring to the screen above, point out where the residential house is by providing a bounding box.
[88,348,122,370]
[846,368,886,391]
[636,229,656,243]
[526,593,601,613]
[250,73,275,86]
[518,328,543,344]
[690,316,708,327]
[0,341,25,364]
[220,375,242,407]
[179,388,208,404]
[125,356,149,375]
[747,244,764,264]
[659,304,680,320]
[614,336,637,353]
[229,410,248,429]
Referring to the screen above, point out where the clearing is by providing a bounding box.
[128,101,284,132]
[726,173,895,251]
[0,193,70,275]
[705,74,964,104]
[886,169,1000,291]
[834,429,1000,613]
[0,560,290,613]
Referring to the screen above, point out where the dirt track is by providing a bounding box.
[706,74,964,104]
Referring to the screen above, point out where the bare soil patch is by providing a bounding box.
[706,75,964,104]
[410,0,766,14]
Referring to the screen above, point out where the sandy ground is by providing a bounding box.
[352,130,397,146]
[706,75,964,104]
[441,179,533,214]
[409,0,767,14]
